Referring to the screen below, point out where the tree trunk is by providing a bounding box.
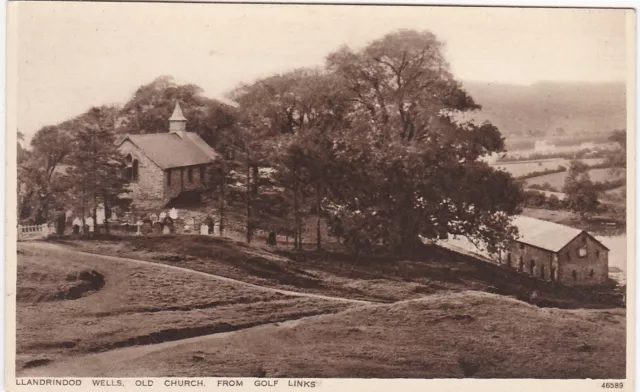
[81,190,87,238]
[252,165,259,196]
[246,164,252,244]
[293,181,300,250]
[316,184,322,251]
[219,166,226,236]
[103,193,110,235]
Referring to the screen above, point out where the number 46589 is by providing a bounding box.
[602,382,624,389]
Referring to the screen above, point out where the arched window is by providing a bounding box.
[572,270,577,281]
[132,160,139,182]
[589,269,594,278]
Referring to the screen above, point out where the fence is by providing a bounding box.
[18,224,52,241]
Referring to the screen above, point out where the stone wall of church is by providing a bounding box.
[117,140,165,209]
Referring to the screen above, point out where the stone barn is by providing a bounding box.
[116,102,220,209]
[500,216,609,286]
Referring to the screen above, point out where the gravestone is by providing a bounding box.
[56,213,66,236]
[142,220,153,234]
[152,221,163,235]
[162,225,171,235]
[136,220,143,236]
[169,208,178,220]
[150,213,158,223]
[96,205,105,225]
[213,222,220,236]
[86,217,95,232]
[267,231,277,247]
[72,217,82,234]
[163,217,174,233]
[200,224,209,235]
[159,212,167,220]
[204,216,214,234]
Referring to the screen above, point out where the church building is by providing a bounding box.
[116,102,220,209]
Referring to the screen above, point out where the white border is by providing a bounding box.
[2,2,637,392]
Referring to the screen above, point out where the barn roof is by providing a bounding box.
[118,132,219,170]
[512,215,608,253]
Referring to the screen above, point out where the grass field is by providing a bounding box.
[524,168,623,188]
[16,244,351,373]
[491,158,604,178]
[26,291,626,379]
[53,235,623,309]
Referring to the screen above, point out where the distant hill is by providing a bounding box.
[460,81,626,137]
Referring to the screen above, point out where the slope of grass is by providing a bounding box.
[32,291,625,378]
[54,234,624,309]
[16,244,351,372]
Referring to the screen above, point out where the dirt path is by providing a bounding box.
[18,312,348,377]
[20,241,374,306]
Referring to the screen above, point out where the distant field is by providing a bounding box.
[26,291,626,379]
[524,168,623,189]
[491,158,604,178]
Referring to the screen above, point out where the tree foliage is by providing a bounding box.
[322,30,522,254]
[563,160,599,216]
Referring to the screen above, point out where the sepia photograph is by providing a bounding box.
[5,1,635,386]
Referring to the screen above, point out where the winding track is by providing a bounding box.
[19,241,373,305]
[16,241,376,377]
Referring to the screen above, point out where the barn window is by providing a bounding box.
[132,160,139,182]
[550,267,556,281]
[540,264,545,279]
[578,247,587,258]
[566,252,571,261]
[200,166,205,184]
[529,260,535,275]
[596,250,600,258]
[572,270,577,281]
[519,243,525,250]
[188,167,194,183]
[167,170,172,186]
[589,269,594,278]
[519,257,524,272]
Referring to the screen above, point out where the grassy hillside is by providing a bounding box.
[16,244,351,373]
[462,81,626,137]
[27,291,626,378]
[53,235,623,308]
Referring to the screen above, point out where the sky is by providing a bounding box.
[11,3,631,141]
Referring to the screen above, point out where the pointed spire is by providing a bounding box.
[169,102,186,122]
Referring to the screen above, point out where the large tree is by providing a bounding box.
[66,106,130,234]
[322,30,522,255]
[563,160,599,217]
[17,126,74,223]
[230,69,352,249]
[117,76,239,151]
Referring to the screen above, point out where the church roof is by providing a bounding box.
[512,215,608,252]
[118,132,219,170]
[169,102,187,122]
